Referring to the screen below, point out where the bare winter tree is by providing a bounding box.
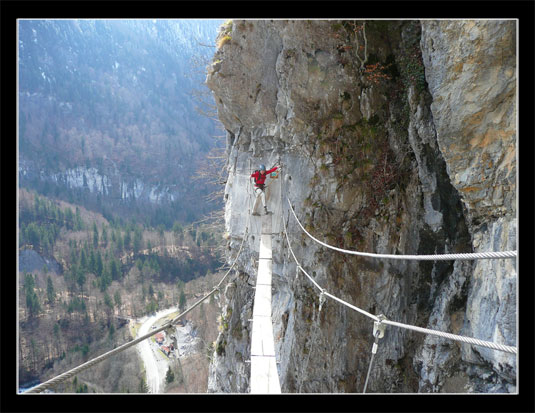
[186,37,228,236]
[186,39,219,120]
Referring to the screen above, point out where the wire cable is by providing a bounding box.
[280,178,517,355]
[287,198,516,261]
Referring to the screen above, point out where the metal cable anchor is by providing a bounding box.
[318,289,326,313]
[363,315,387,393]
[371,314,387,354]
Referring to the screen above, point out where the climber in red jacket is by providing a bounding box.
[251,164,279,215]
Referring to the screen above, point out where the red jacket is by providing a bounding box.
[251,166,278,187]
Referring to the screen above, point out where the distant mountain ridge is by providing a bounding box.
[18,19,225,227]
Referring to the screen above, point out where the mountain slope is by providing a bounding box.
[19,19,225,226]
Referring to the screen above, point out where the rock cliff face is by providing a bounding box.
[205,20,516,393]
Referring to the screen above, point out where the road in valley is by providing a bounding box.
[135,307,177,394]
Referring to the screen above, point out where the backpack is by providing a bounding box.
[253,170,265,188]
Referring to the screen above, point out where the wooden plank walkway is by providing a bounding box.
[250,213,281,394]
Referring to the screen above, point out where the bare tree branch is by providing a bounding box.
[353,21,368,70]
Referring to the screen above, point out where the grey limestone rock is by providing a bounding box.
[206,19,516,393]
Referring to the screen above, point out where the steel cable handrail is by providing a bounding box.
[282,209,517,354]
[280,177,516,355]
[287,198,516,261]
[381,319,517,354]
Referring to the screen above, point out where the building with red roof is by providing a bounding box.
[154,332,165,344]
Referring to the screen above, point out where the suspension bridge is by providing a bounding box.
[24,166,517,394]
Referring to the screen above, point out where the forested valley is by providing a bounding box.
[19,187,224,392]
[17,19,226,393]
